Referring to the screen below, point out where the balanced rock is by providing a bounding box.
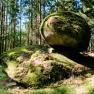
[40,11,90,52]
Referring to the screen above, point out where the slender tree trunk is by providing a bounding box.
[30,0,33,45]
[0,2,2,54]
[3,5,6,52]
[39,0,42,45]
[13,16,16,48]
[27,0,31,45]
[4,6,7,51]
[19,0,22,46]
[13,0,16,48]
[1,4,4,53]
[27,23,30,45]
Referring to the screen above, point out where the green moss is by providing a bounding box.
[1,45,91,88]
[40,11,90,52]
[2,47,28,57]
[0,46,76,87]
[23,72,39,86]
[0,87,9,94]
[89,89,94,94]
[0,66,7,81]
[4,61,19,79]
[50,53,76,66]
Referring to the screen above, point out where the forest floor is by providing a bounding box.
[1,52,94,94]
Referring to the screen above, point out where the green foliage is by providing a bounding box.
[89,89,94,94]
[26,85,75,94]
[0,66,10,94]
[81,0,94,16]
[0,66,7,79]
[0,87,8,94]
[56,0,73,11]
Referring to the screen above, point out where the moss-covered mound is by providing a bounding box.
[1,45,87,87]
[40,11,90,52]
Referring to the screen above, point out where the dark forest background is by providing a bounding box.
[0,0,94,54]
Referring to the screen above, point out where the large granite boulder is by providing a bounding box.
[0,45,80,87]
[40,11,90,52]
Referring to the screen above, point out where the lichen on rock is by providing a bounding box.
[40,11,90,52]
[0,45,80,87]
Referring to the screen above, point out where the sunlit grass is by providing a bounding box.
[83,76,94,94]
[25,85,75,94]
[0,85,9,94]
[89,89,94,94]
[0,66,10,94]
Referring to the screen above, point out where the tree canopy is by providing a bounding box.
[0,0,94,54]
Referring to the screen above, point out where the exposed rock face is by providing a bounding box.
[0,46,81,87]
[0,12,91,88]
[40,12,90,52]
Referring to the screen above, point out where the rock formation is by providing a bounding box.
[40,11,90,52]
[0,11,91,88]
